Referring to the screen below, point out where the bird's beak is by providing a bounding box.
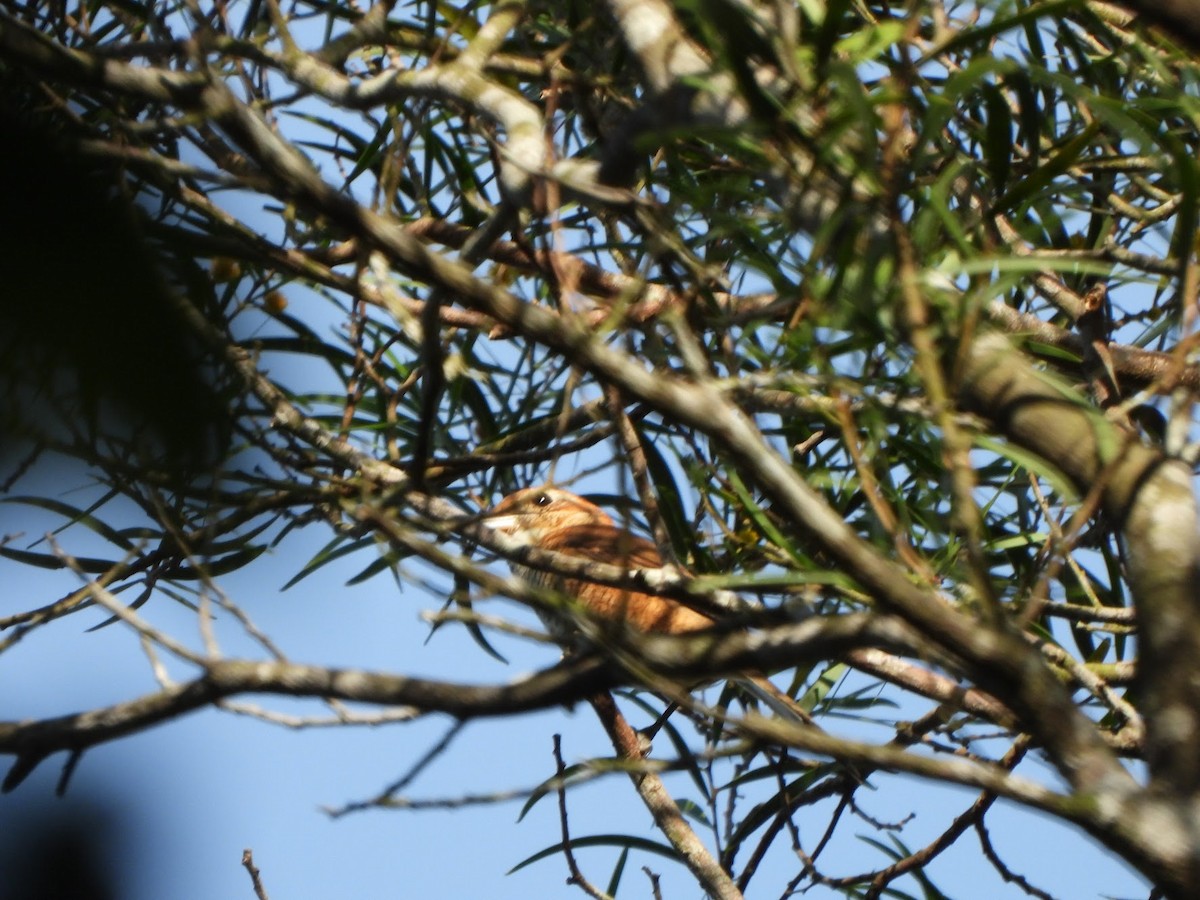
[480,514,521,533]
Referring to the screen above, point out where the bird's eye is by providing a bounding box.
[533,492,552,507]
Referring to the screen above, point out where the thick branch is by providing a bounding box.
[0,614,910,791]
[590,691,743,900]
[986,301,1200,392]
[0,655,611,791]
[959,332,1200,795]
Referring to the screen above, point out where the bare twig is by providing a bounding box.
[552,734,613,900]
[241,849,270,900]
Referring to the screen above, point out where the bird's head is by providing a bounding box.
[482,486,614,542]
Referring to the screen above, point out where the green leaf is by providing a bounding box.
[507,835,680,875]
[0,545,119,573]
[835,19,905,64]
[631,422,693,560]
[283,535,376,591]
[516,761,591,823]
[605,847,629,897]
[1,492,133,550]
[991,121,1102,216]
[727,471,807,565]
[176,544,269,579]
[675,797,711,827]
[971,435,1079,503]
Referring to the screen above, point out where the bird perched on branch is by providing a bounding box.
[482,486,816,725]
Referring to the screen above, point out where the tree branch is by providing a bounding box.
[959,332,1200,793]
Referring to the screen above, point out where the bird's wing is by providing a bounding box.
[539,523,665,568]
[533,524,713,632]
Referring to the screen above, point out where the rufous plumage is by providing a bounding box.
[483,486,816,726]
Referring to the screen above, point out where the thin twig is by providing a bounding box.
[552,734,614,900]
[241,849,270,900]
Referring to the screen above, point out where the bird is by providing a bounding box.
[482,486,711,634]
[482,485,817,726]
